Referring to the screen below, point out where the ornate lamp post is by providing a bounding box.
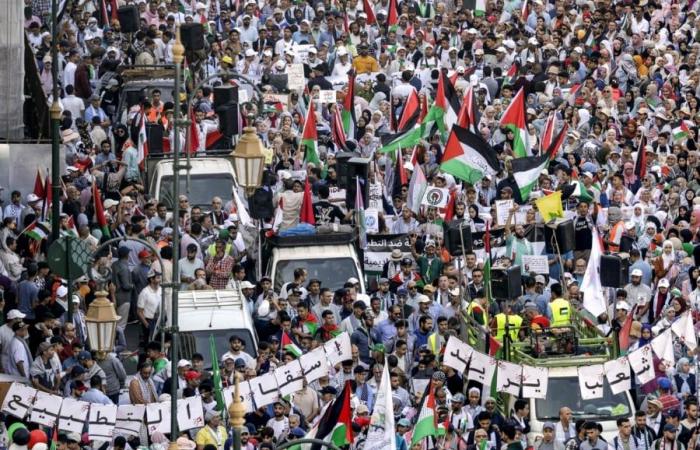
[84,291,120,358]
[228,374,246,450]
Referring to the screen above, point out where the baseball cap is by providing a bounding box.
[177,359,192,368]
[615,301,631,311]
[7,309,26,320]
[658,279,670,288]
[631,269,643,277]
[543,422,555,430]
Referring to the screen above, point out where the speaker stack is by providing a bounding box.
[491,266,522,300]
[117,5,140,33]
[544,219,575,254]
[214,85,239,137]
[601,253,630,288]
[446,221,472,257]
[180,23,205,51]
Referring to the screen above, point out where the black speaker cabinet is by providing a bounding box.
[117,5,140,33]
[180,23,205,51]
[446,221,472,256]
[491,265,522,300]
[544,219,575,254]
[345,158,370,207]
[146,123,163,154]
[620,235,635,254]
[216,103,239,137]
[213,85,239,109]
[601,253,630,288]
[249,187,274,220]
[335,152,358,189]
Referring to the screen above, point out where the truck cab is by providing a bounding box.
[146,156,237,211]
[266,232,365,294]
[174,289,258,368]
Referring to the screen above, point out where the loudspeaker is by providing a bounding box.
[146,123,164,154]
[180,23,205,51]
[213,85,239,109]
[125,90,142,108]
[446,221,472,257]
[336,152,359,189]
[216,103,239,137]
[249,187,274,220]
[544,219,575,254]
[344,157,370,207]
[601,253,630,288]
[117,5,140,33]
[491,266,522,300]
[620,235,635,254]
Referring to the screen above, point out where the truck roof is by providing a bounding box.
[177,289,255,333]
[151,157,236,176]
[268,232,355,248]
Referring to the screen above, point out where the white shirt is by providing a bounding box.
[137,285,162,319]
[220,350,255,370]
[63,61,77,88]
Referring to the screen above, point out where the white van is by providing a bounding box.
[175,289,258,367]
[267,233,365,294]
[509,365,636,443]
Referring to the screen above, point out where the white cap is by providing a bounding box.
[496,46,507,52]
[534,275,546,284]
[7,309,26,320]
[615,301,631,311]
[624,221,636,230]
[195,2,206,9]
[177,359,192,368]
[658,279,670,288]
[26,193,40,203]
[240,281,256,289]
[56,286,68,297]
[245,48,256,57]
[347,277,360,284]
[418,295,432,304]
[631,268,643,277]
[337,47,349,56]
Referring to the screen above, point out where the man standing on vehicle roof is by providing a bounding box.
[221,335,255,371]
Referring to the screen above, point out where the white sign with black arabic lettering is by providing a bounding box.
[651,329,675,369]
[628,344,656,384]
[319,90,337,103]
[114,404,145,437]
[324,333,352,366]
[250,372,279,407]
[578,364,605,400]
[177,395,205,431]
[223,381,255,414]
[467,350,497,385]
[275,359,305,397]
[88,404,118,441]
[58,398,90,434]
[146,402,171,434]
[521,365,548,399]
[443,336,473,373]
[496,360,522,396]
[1,383,37,419]
[495,199,514,226]
[29,392,62,427]
[604,357,632,395]
[299,346,329,383]
[521,255,549,274]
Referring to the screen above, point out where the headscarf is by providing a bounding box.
[639,324,654,346]
[624,161,637,185]
[662,239,676,270]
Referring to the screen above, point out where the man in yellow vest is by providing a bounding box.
[490,301,522,344]
[549,283,572,327]
[428,316,449,356]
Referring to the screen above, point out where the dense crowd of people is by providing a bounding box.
[6,0,700,448]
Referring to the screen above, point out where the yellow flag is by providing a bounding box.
[535,191,564,222]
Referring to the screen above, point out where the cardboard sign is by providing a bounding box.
[521,255,549,274]
[319,90,337,103]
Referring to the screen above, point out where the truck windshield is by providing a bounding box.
[179,329,256,369]
[275,258,359,292]
[535,377,632,420]
[159,174,234,209]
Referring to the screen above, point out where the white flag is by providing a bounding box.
[443,336,473,373]
[672,311,697,350]
[651,329,675,369]
[364,365,397,450]
[580,226,606,318]
[496,361,522,396]
[521,365,548,399]
[578,364,605,400]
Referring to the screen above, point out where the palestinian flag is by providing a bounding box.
[282,331,302,357]
[26,221,50,241]
[619,305,637,354]
[543,121,568,160]
[379,127,423,154]
[512,153,549,200]
[331,105,348,151]
[440,125,500,184]
[540,113,555,155]
[634,135,647,179]
[411,381,437,445]
[503,63,518,86]
[398,89,421,132]
[567,83,582,106]
[33,169,46,199]
[342,74,357,141]
[137,108,148,170]
[92,183,111,238]
[521,0,529,19]
[499,87,529,157]
[571,180,594,203]
[392,148,408,199]
[435,70,460,133]
[312,382,354,450]
[672,120,691,142]
[362,0,377,24]
[387,0,398,27]
[300,178,315,225]
[302,102,321,165]
[464,0,486,15]
[209,334,225,411]
[186,107,200,154]
[407,163,427,214]
[419,92,429,123]
[457,86,477,133]
[443,190,457,221]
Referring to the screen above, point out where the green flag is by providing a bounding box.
[209,334,225,411]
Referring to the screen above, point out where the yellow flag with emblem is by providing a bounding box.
[535,191,564,222]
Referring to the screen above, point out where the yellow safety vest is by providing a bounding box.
[428,332,442,356]
[550,297,572,327]
[467,301,488,325]
[495,313,523,342]
[207,242,233,258]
